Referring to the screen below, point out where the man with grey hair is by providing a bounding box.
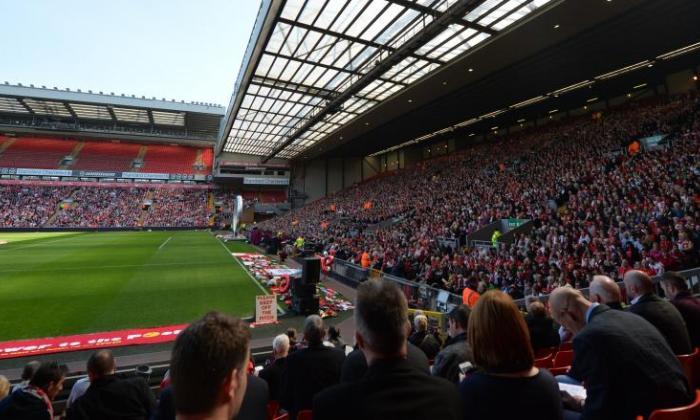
[623,270,692,354]
[313,280,461,420]
[408,314,440,360]
[281,315,345,419]
[589,275,624,310]
[259,334,290,401]
[548,287,690,419]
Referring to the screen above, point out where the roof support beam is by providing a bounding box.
[63,103,79,118]
[15,98,33,113]
[277,17,445,66]
[263,0,484,162]
[385,0,497,35]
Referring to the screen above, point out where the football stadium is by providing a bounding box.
[1,0,700,419]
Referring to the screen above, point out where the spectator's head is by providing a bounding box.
[589,275,622,305]
[87,349,116,382]
[29,362,67,400]
[623,270,654,300]
[20,360,40,382]
[286,327,297,343]
[355,280,410,361]
[527,300,548,318]
[328,325,341,341]
[0,375,10,401]
[549,287,593,334]
[272,334,290,359]
[303,315,325,346]
[414,314,429,333]
[660,271,688,300]
[447,304,471,337]
[170,311,251,420]
[468,290,533,374]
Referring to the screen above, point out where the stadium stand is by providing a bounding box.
[141,144,200,174]
[0,137,77,169]
[257,94,700,297]
[72,141,142,171]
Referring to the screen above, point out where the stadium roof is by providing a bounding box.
[0,84,225,142]
[219,0,556,160]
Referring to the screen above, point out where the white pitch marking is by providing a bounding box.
[158,236,173,251]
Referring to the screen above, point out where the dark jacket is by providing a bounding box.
[0,388,52,420]
[313,358,461,420]
[258,357,287,401]
[66,375,155,420]
[627,293,693,355]
[431,333,473,384]
[568,304,691,419]
[237,375,269,420]
[408,331,441,360]
[341,342,429,383]
[280,344,345,418]
[524,313,561,352]
[670,291,700,347]
[152,375,268,420]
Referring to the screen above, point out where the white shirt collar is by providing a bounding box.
[585,302,600,324]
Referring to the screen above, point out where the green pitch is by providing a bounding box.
[0,231,264,341]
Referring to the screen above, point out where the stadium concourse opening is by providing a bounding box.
[2,0,700,419]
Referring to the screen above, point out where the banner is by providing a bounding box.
[255,295,278,325]
[243,176,289,185]
[0,167,205,182]
[0,179,213,190]
[0,324,187,360]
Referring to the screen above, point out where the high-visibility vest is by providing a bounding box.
[360,252,371,268]
[463,288,480,308]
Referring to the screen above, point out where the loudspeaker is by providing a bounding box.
[302,257,321,285]
[291,277,319,315]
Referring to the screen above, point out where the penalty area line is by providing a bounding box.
[158,236,172,251]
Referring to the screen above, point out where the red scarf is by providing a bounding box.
[24,386,53,419]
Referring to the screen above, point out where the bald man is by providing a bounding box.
[623,270,692,355]
[588,275,624,310]
[549,287,690,420]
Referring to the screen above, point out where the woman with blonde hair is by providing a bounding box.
[459,290,563,420]
[0,375,10,402]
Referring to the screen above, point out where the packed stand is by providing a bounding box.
[143,189,209,228]
[49,187,145,228]
[257,94,700,299]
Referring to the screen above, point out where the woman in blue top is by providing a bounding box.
[459,291,563,420]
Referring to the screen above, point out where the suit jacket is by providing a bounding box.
[627,293,693,354]
[258,357,287,401]
[671,291,700,347]
[340,342,429,383]
[524,313,561,351]
[431,333,473,384]
[568,305,691,420]
[280,344,345,418]
[313,357,461,420]
[66,375,155,420]
[237,375,269,420]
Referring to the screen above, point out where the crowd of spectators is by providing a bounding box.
[2,275,697,420]
[257,94,700,299]
[0,185,212,229]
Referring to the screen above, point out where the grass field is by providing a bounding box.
[0,231,264,341]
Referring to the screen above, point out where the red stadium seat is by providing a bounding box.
[267,401,280,420]
[695,348,700,389]
[297,409,312,420]
[535,347,557,359]
[534,353,554,369]
[635,390,700,420]
[559,341,573,352]
[553,350,574,368]
[677,348,699,391]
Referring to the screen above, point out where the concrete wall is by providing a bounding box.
[362,156,380,179]
[327,158,343,195]
[344,157,362,188]
[304,159,326,202]
[667,69,697,94]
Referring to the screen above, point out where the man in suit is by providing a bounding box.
[280,315,345,418]
[66,350,155,419]
[408,314,441,360]
[432,304,474,384]
[549,287,691,419]
[236,375,269,420]
[623,270,693,354]
[259,334,290,401]
[589,275,624,310]
[661,271,700,347]
[313,280,462,420]
[341,341,429,383]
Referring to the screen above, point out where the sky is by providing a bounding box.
[0,0,262,107]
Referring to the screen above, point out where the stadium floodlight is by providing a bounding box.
[479,109,506,119]
[594,60,651,80]
[656,42,700,60]
[586,97,599,103]
[633,83,647,89]
[548,109,559,114]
